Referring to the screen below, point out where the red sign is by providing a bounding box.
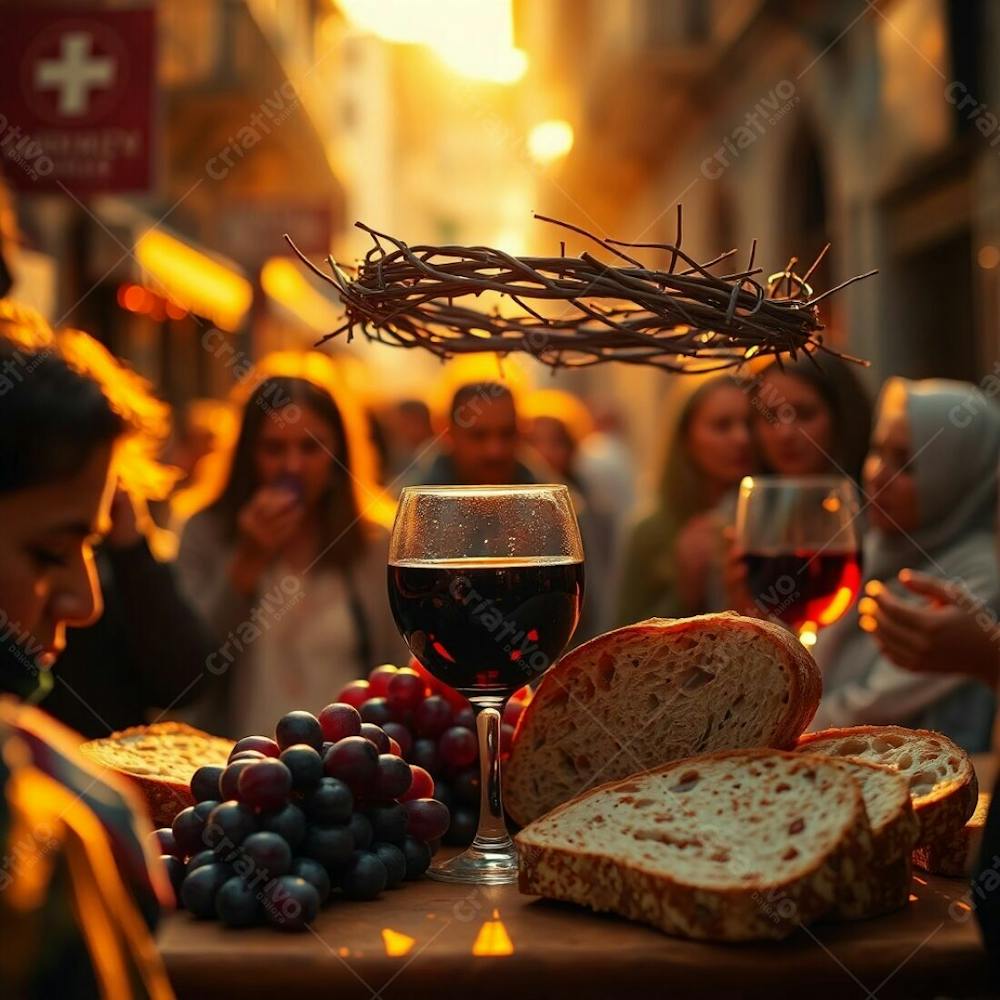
[0,7,155,193]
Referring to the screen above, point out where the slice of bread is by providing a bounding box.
[826,758,918,919]
[80,722,234,826]
[913,791,990,878]
[516,749,872,941]
[505,614,821,826]
[795,726,978,845]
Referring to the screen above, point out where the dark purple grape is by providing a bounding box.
[403,798,450,842]
[414,695,453,738]
[290,857,331,904]
[275,711,323,751]
[186,849,218,874]
[339,850,387,900]
[205,801,257,858]
[386,668,425,713]
[279,744,323,791]
[237,759,292,811]
[433,780,454,812]
[438,726,477,769]
[444,807,477,846]
[215,876,261,928]
[452,768,480,806]
[171,805,206,856]
[263,875,319,931]
[382,722,413,758]
[231,735,280,759]
[258,803,307,852]
[360,723,391,754]
[454,704,476,730]
[372,842,406,889]
[191,765,226,803]
[150,827,180,857]
[367,802,407,845]
[181,863,231,918]
[241,831,292,877]
[349,813,373,851]
[318,702,362,742]
[402,836,432,880]
[193,800,219,821]
[304,777,353,825]
[374,754,413,800]
[409,738,439,773]
[301,824,353,871]
[161,854,185,896]
[359,698,393,727]
[323,736,378,792]
[219,759,257,801]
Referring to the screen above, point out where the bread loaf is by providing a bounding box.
[80,722,234,826]
[516,749,872,941]
[913,791,990,878]
[506,614,821,826]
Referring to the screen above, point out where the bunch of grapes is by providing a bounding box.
[336,663,529,846]
[153,705,448,931]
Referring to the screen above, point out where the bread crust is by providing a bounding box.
[506,614,822,826]
[516,749,872,942]
[912,792,990,878]
[80,722,234,827]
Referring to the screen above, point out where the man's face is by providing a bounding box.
[447,393,520,485]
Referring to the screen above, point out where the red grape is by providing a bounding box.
[414,695,453,738]
[438,726,478,769]
[219,759,257,801]
[382,722,412,758]
[360,723,391,754]
[231,735,280,759]
[374,754,413,800]
[367,663,398,696]
[499,723,515,755]
[400,765,434,802]
[338,680,370,709]
[318,702,362,741]
[403,798,450,841]
[387,668,425,713]
[387,737,402,756]
[151,827,180,857]
[503,694,529,727]
[324,736,379,792]
[237,760,292,810]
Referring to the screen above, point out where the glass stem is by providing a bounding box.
[472,706,511,848]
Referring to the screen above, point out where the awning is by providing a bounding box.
[261,255,342,334]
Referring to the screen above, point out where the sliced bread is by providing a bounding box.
[516,749,872,941]
[80,722,234,826]
[794,726,978,845]
[826,758,918,919]
[505,613,821,826]
[913,791,990,878]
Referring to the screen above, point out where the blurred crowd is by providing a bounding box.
[0,299,998,994]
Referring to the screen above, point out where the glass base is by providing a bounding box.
[428,839,519,885]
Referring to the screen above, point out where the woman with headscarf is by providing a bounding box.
[615,376,754,623]
[810,378,999,751]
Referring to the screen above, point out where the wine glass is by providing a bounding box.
[734,475,861,646]
[388,484,585,884]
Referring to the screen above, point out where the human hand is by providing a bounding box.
[236,485,303,558]
[721,525,761,617]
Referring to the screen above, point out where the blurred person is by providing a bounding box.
[810,378,999,751]
[384,399,435,487]
[521,388,594,490]
[178,356,405,736]
[38,329,217,739]
[616,377,753,622]
[576,401,637,541]
[0,304,173,999]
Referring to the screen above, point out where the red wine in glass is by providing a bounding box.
[741,549,862,632]
[388,557,584,705]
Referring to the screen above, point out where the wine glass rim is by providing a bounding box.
[398,483,571,498]
[739,474,856,489]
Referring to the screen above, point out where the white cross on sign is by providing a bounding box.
[35,31,115,118]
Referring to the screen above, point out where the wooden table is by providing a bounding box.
[159,866,990,999]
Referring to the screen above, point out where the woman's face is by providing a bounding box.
[685,384,753,489]
[753,372,835,476]
[863,399,919,534]
[0,444,115,666]
[527,416,574,478]
[254,404,341,508]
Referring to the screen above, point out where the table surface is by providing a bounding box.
[159,864,990,1000]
